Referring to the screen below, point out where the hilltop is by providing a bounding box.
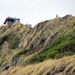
[0,15,75,75]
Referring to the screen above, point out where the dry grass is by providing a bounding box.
[1,15,75,75]
[1,55,75,75]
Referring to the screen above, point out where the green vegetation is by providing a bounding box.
[0,32,20,49]
[0,37,3,45]
[14,49,29,58]
[0,15,75,73]
[0,57,3,71]
[12,49,29,66]
[0,57,3,66]
[26,33,75,64]
[7,32,20,49]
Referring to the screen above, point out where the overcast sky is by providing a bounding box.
[0,0,75,26]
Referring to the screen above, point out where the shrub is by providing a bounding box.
[15,49,29,57]
[0,32,20,49]
[0,57,3,66]
[7,32,20,49]
[0,37,4,45]
[0,57,3,71]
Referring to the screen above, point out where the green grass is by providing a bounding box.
[0,57,3,71]
[14,49,29,58]
[26,33,75,64]
[0,32,20,49]
[0,57,3,66]
[7,32,20,49]
[0,37,4,45]
[12,49,29,65]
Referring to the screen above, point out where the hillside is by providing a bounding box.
[0,15,75,75]
[1,55,75,75]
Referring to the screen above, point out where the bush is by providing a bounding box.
[0,32,20,49]
[0,57,3,71]
[7,32,20,49]
[0,37,4,45]
[0,57,3,66]
[15,49,29,57]
[26,54,46,64]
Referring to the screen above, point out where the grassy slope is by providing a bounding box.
[0,23,30,71]
[25,33,75,64]
[1,55,75,75]
[24,15,75,64]
[0,15,75,74]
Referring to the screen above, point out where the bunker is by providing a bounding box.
[4,17,20,26]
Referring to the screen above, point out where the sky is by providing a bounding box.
[0,0,75,26]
